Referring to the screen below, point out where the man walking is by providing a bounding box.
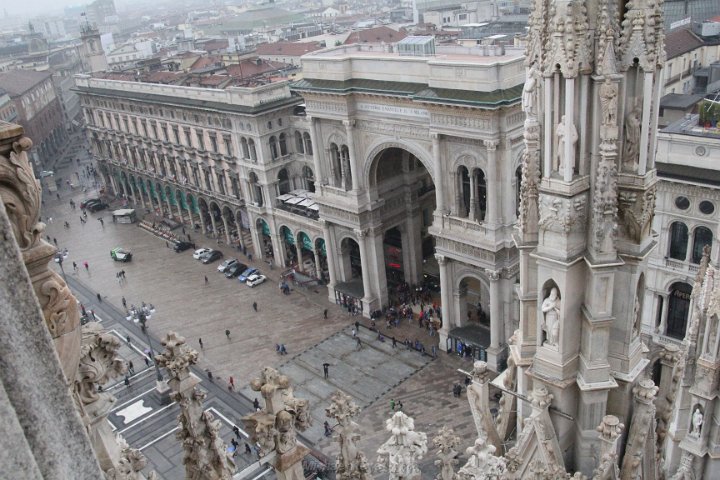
[356,337,362,350]
[390,398,395,411]
[228,376,235,391]
[199,338,204,349]
[252,301,258,312]
[204,275,208,285]
[323,309,328,319]
[322,362,330,379]
[122,296,127,309]
[83,261,89,271]
[225,329,231,340]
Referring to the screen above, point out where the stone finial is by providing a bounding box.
[531,385,554,410]
[326,391,371,480]
[596,415,624,444]
[433,426,461,480]
[457,435,506,480]
[77,322,126,407]
[632,379,659,405]
[471,361,491,384]
[154,331,197,378]
[105,437,155,480]
[375,411,428,480]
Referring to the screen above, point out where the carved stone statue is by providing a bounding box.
[623,102,642,166]
[155,332,236,480]
[432,426,461,480]
[690,407,703,438]
[375,411,428,480]
[242,366,310,480]
[555,115,578,173]
[457,432,506,480]
[326,391,371,480]
[599,79,618,126]
[522,63,539,117]
[541,287,561,347]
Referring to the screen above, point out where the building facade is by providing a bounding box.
[77,41,526,370]
[0,69,66,168]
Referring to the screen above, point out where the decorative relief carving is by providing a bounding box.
[617,186,655,243]
[538,194,587,234]
[430,113,492,131]
[545,1,591,77]
[519,122,541,238]
[355,120,428,139]
[375,411,427,480]
[306,100,348,115]
[434,236,496,262]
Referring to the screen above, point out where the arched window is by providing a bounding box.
[303,132,313,155]
[249,172,263,206]
[667,282,692,340]
[295,131,304,154]
[241,138,249,159]
[277,168,290,195]
[668,222,689,260]
[330,143,341,186]
[248,139,257,162]
[341,145,351,190]
[279,133,288,156]
[458,166,470,218]
[691,226,713,264]
[303,165,315,192]
[475,169,487,221]
[269,136,278,160]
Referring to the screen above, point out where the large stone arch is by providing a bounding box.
[363,139,435,186]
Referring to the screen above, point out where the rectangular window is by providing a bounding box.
[161,124,168,141]
[123,117,129,132]
[223,136,233,155]
[172,126,180,144]
[196,130,204,150]
[151,122,158,139]
[209,134,218,152]
[131,118,138,134]
[183,128,192,146]
[140,120,148,137]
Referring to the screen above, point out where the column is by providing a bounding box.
[638,72,654,175]
[367,229,389,308]
[198,209,206,236]
[485,140,499,224]
[165,189,173,219]
[209,212,218,238]
[308,117,324,185]
[469,172,478,221]
[486,269,502,371]
[296,236,304,271]
[658,294,669,334]
[344,120,359,191]
[403,214,422,284]
[453,171,463,216]
[314,248,323,280]
[176,196,184,224]
[356,229,373,306]
[544,76,553,177]
[437,255,452,346]
[563,78,575,182]
[109,175,118,197]
[222,214,231,244]
[272,233,286,268]
[431,133,446,212]
[322,221,338,290]
[146,182,155,213]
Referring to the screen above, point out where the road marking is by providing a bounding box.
[116,400,152,424]
[138,426,179,451]
[111,387,156,413]
[118,402,176,435]
[107,368,154,390]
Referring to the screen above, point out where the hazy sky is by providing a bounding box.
[5,0,136,20]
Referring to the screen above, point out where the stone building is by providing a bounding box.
[76,40,526,370]
[0,69,66,169]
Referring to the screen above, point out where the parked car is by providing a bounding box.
[246,274,267,287]
[193,248,211,259]
[88,202,109,213]
[201,250,223,264]
[110,247,132,262]
[80,198,101,209]
[217,258,238,273]
[39,170,54,178]
[224,262,247,278]
[174,241,194,252]
[238,267,259,282]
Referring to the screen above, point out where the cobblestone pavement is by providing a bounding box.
[39,138,495,478]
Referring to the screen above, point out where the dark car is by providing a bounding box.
[80,198,101,209]
[224,262,248,278]
[201,250,223,264]
[174,241,194,252]
[88,202,109,213]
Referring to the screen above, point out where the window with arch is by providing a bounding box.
[475,169,487,221]
[303,132,313,155]
[279,133,288,156]
[458,166,470,218]
[269,136,279,160]
[691,226,713,264]
[668,222,689,260]
[277,168,290,195]
[303,165,315,192]
[249,172,263,206]
[330,143,341,186]
[515,166,522,218]
[241,138,249,159]
[248,139,257,162]
[295,131,304,154]
[667,282,692,340]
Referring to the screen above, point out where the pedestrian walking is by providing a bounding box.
[253,398,260,411]
[128,361,135,375]
[324,421,332,437]
[323,309,328,319]
[72,261,78,272]
[390,398,396,411]
[206,369,213,382]
[96,293,102,303]
[84,261,89,271]
[356,337,362,350]
[144,357,150,367]
[165,241,169,248]
[124,376,130,388]
[228,377,234,392]
[322,362,330,379]
[397,401,403,411]
[252,301,258,312]
[225,329,231,340]
[120,270,125,279]
[204,275,208,285]
[199,338,204,349]
[355,320,360,331]
[126,335,131,345]
[98,217,104,227]
[244,443,252,455]
[53,237,58,246]
[351,328,357,338]
[122,296,127,308]
[232,426,241,439]
[392,336,397,348]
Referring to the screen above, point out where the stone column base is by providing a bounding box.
[485,346,504,372]
[154,380,172,405]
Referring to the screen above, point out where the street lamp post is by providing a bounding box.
[57,255,67,282]
[139,312,163,382]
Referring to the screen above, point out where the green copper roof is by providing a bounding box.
[291,78,522,108]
